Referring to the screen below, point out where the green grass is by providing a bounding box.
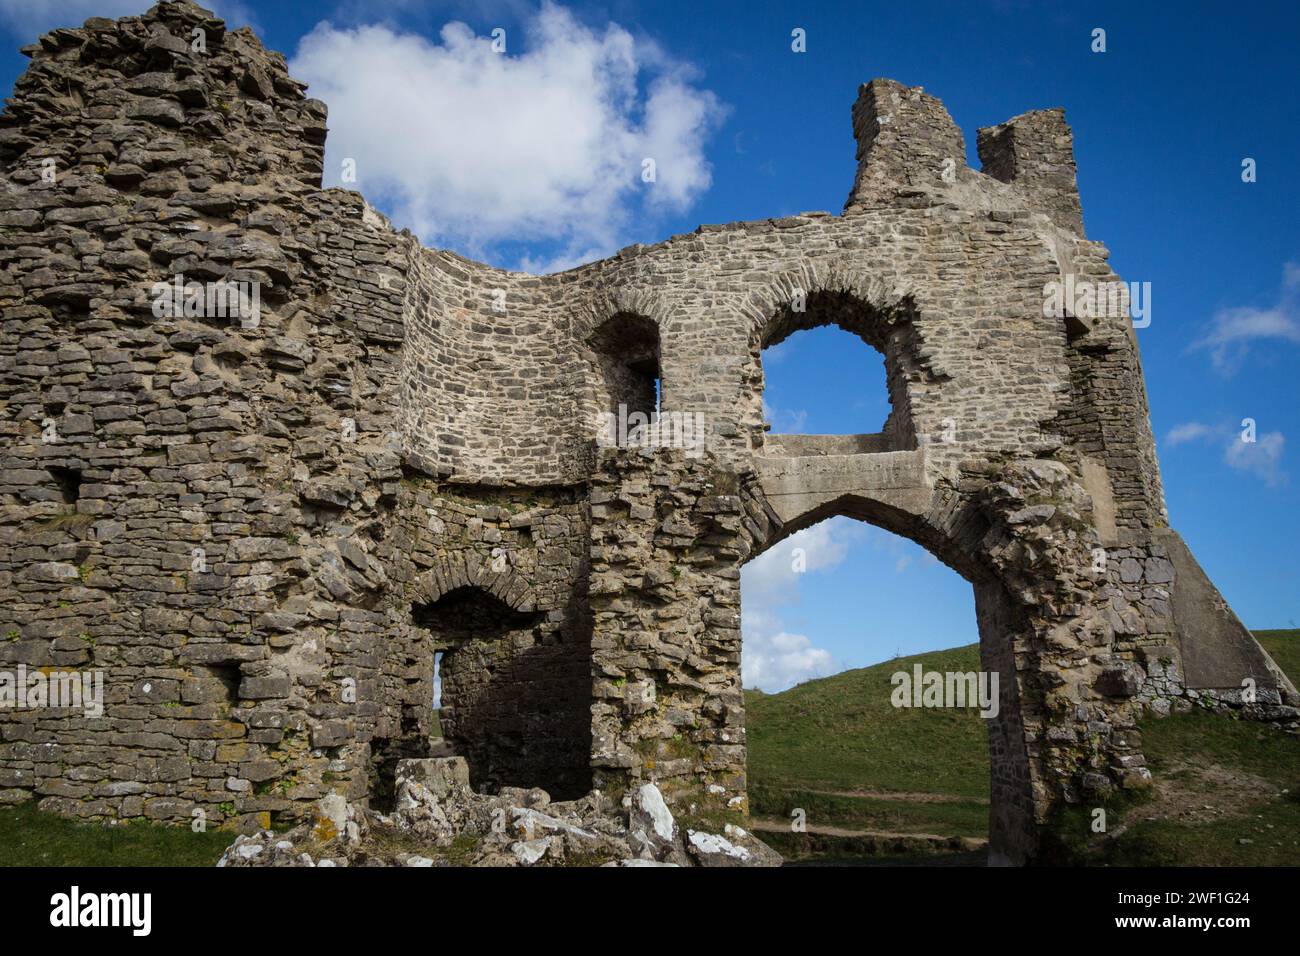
[746,643,989,800]
[750,784,988,838]
[745,644,991,848]
[1052,708,1300,865]
[0,801,232,867]
[1093,796,1300,866]
[1255,629,1300,689]
[1043,629,1300,864]
[746,631,1300,863]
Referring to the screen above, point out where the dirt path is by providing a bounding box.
[1105,759,1278,839]
[794,788,989,805]
[750,816,988,846]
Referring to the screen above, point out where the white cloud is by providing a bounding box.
[740,518,866,691]
[1163,420,1287,486]
[742,519,860,603]
[288,2,723,270]
[1225,430,1286,487]
[1193,263,1300,374]
[742,631,835,693]
[0,0,255,39]
[1164,421,1214,446]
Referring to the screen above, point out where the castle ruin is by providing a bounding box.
[1,2,1294,865]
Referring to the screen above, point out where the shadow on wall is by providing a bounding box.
[588,312,662,422]
[381,586,592,800]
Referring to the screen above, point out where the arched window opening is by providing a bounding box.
[757,291,918,453]
[761,325,891,440]
[588,312,661,441]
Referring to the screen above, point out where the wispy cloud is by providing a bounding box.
[742,519,862,607]
[1225,430,1286,486]
[761,397,807,433]
[1165,421,1215,446]
[0,0,147,38]
[1192,262,1300,375]
[1163,420,1288,487]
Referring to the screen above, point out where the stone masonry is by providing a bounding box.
[1,2,1294,865]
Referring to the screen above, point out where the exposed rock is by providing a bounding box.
[218,762,778,867]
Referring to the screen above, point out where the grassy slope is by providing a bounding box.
[1256,629,1300,689]
[1085,707,1300,865]
[745,644,989,799]
[746,631,1300,862]
[1074,628,1300,865]
[745,644,990,843]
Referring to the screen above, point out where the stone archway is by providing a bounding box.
[739,487,1039,863]
[586,402,1152,864]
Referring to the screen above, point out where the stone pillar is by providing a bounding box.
[587,450,753,812]
[974,580,1040,865]
[844,78,968,209]
[977,109,1085,235]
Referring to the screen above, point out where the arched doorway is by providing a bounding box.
[386,569,592,800]
[741,286,1039,863]
[740,510,1000,862]
[582,285,1111,865]
[736,490,1037,864]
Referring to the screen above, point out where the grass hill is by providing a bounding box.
[745,644,988,798]
[1256,629,1300,688]
[744,644,990,857]
[745,630,1300,864]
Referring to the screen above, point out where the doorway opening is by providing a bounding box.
[740,512,993,863]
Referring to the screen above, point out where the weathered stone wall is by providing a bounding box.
[0,2,1288,863]
[380,480,594,800]
[587,451,753,810]
[0,2,421,827]
[584,446,1161,863]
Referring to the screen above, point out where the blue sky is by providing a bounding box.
[3,1,1296,690]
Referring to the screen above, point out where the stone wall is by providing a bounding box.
[0,2,420,827]
[381,480,593,801]
[0,1,1290,863]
